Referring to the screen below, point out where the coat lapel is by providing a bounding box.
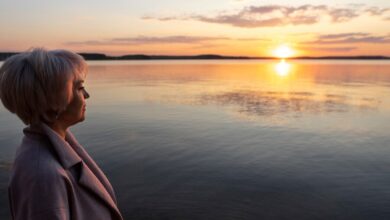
[78,161,122,219]
[65,131,117,202]
[36,123,123,219]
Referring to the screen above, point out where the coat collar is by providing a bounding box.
[42,123,83,169]
[23,123,82,169]
[23,123,123,219]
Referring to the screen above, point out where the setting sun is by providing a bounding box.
[273,45,295,59]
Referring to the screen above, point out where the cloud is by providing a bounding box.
[66,35,264,46]
[305,33,390,44]
[143,4,390,28]
[317,33,369,40]
[364,7,390,16]
[111,36,230,44]
[298,46,357,52]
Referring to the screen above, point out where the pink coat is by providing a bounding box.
[8,123,123,220]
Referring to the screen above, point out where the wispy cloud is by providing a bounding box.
[364,6,390,16]
[298,46,357,52]
[111,36,230,44]
[142,4,390,28]
[305,33,390,44]
[66,35,264,46]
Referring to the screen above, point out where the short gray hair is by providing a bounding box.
[0,48,87,125]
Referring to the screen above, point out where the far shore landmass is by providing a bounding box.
[0,52,389,61]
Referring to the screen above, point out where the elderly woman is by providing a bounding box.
[0,48,123,220]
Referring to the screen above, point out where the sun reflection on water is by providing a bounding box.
[275,59,291,77]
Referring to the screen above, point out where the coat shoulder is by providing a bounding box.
[10,136,70,186]
[8,136,74,219]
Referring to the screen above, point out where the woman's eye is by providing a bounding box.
[79,86,85,90]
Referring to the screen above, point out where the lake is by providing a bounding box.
[1,60,390,219]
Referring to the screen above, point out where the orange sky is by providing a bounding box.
[0,0,389,56]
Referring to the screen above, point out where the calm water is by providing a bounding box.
[1,60,390,219]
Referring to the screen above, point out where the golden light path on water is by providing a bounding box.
[275,59,291,77]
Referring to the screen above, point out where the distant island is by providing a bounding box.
[0,52,389,61]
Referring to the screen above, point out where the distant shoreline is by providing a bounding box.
[1,52,389,61]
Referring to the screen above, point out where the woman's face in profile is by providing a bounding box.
[58,78,90,126]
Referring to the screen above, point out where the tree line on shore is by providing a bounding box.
[0,52,389,61]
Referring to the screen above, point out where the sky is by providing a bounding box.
[0,0,390,56]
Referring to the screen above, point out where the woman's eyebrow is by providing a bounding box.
[75,80,85,85]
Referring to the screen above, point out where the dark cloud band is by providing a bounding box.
[142,4,390,28]
[65,35,264,46]
[305,33,390,44]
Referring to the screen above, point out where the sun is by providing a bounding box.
[273,45,295,58]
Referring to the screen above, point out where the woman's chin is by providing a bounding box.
[74,115,86,124]
[79,115,86,122]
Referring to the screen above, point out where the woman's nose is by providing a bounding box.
[83,89,90,99]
